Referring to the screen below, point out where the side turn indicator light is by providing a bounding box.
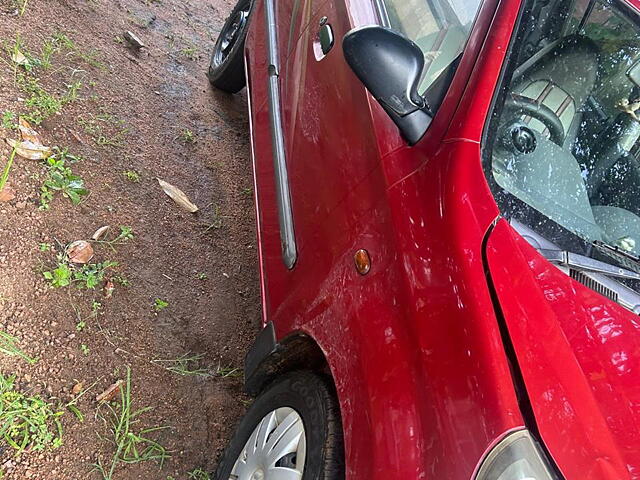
[354,249,371,275]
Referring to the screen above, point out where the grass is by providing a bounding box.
[0,330,37,364]
[94,367,170,480]
[152,353,209,377]
[215,366,242,378]
[187,469,211,480]
[39,148,89,209]
[0,147,17,193]
[0,373,63,453]
[153,298,168,312]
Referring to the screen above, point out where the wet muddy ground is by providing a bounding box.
[0,0,259,478]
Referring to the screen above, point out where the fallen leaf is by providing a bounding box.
[67,240,94,264]
[5,138,52,160]
[0,187,15,203]
[71,382,83,395]
[18,118,41,144]
[92,225,110,241]
[11,49,28,66]
[158,178,198,213]
[96,379,123,403]
[104,279,115,298]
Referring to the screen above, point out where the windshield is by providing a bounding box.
[485,0,640,271]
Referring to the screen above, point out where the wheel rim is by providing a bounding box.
[230,407,307,480]
[213,1,251,67]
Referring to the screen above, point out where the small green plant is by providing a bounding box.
[122,170,140,182]
[38,242,51,252]
[43,256,117,289]
[95,226,134,253]
[0,330,37,364]
[153,353,209,377]
[113,275,131,287]
[76,321,86,332]
[80,344,90,355]
[0,373,63,453]
[94,367,170,480]
[1,112,16,130]
[187,469,211,480]
[17,75,81,125]
[153,298,168,312]
[180,128,195,143]
[181,46,198,60]
[197,272,207,280]
[39,148,89,209]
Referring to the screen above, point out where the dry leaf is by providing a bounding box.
[92,225,110,241]
[11,50,28,66]
[5,138,52,160]
[67,240,94,264]
[96,379,124,403]
[71,382,84,395]
[104,279,115,298]
[158,178,198,213]
[0,187,15,203]
[18,118,41,144]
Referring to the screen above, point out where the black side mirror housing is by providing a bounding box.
[343,26,432,145]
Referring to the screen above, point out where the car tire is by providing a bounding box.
[214,371,344,480]
[208,0,252,93]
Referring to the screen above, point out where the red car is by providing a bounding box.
[207,0,640,479]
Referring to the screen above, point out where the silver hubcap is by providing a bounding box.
[230,407,307,480]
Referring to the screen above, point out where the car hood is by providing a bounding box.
[485,219,640,480]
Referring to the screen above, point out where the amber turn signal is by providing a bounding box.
[354,249,371,275]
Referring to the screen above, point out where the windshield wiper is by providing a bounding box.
[539,248,640,281]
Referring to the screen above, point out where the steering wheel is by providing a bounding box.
[503,93,565,146]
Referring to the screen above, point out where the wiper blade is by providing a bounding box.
[539,248,640,281]
[593,240,640,265]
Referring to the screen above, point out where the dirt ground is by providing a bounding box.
[0,0,259,478]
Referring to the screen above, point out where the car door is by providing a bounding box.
[255,0,485,325]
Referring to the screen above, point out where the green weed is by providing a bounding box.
[17,75,81,125]
[94,367,170,480]
[1,112,16,130]
[181,47,198,61]
[187,469,211,480]
[38,242,51,252]
[0,373,63,453]
[153,299,168,312]
[43,256,117,289]
[122,170,140,182]
[180,128,195,143]
[153,353,209,377]
[39,148,88,209]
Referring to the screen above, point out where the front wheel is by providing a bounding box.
[208,0,252,93]
[214,371,344,480]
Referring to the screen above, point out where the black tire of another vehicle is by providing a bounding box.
[214,371,345,480]
[208,0,252,93]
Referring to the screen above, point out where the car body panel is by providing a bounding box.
[241,0,640,478]
[487,219,640,480]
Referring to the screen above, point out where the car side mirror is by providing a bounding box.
[343,26,432,145]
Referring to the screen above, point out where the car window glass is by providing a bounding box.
[380,0,481,101]
[485,0,640,261]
